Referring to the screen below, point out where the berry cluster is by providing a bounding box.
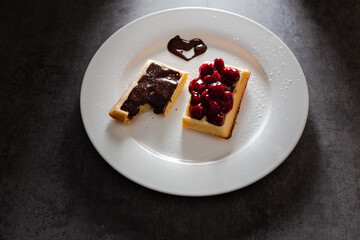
[188,58,240,126]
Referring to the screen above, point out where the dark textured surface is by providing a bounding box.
[1,0,359,239]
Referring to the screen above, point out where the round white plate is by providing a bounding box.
[80,7,309,196]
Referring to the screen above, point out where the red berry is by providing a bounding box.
[223,90,233,101]
[208,113,225,126]
[207,100,221,116]
[214,58,225,73]
[211,71,221,81]
[190,103,205,120]
[193,79,207,93]
[220,75,228,84]
[221,99,234,113]
[199,63,215,77]
[188,78,197,93]
[223,102,233,113]
[203,75,213,84]
[204,71,221,84]
[208,81,225,98]
[222,67,240,84]
[190,91,201,105]
[219,91,234,113]
[200,89,211,104]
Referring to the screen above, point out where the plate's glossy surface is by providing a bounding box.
[80,7,309,196]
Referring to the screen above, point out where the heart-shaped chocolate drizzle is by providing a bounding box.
[167,35,207,61]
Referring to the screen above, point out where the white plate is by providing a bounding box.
[80,7,309,196]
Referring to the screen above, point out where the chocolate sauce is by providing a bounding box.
[121,63,181,118]
[167,35,207,61]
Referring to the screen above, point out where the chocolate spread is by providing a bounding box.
[167,35,207,61]
[121,63,181,118]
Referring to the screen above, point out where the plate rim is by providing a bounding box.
[80,7,309,196]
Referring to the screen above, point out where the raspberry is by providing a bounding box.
[203,75,213,84]
[223,90,233,101]
[211,71,221,81]
[199,63,215,77]
[188,78,198,93]
[193,79,207,93]
[190,103,205,120]
[219,91,234,113]
[208,113,225,126]
[222,67,240,84]
[200,89,211,104]
[214,58,225,73]
[208,81,225,98]
[207,100,221,117]
[190,91,201,105]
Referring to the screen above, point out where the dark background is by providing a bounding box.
[1,0,359,239]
